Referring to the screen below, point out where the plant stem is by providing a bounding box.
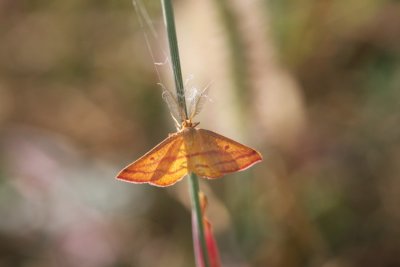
[161,0,188,121]
[189,172,210,267]
[160,1,211,267]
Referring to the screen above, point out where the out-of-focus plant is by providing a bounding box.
[192,192,222,267]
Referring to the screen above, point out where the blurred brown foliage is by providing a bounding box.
[0,0,399,266]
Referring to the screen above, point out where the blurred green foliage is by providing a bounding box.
[0,0,399,266]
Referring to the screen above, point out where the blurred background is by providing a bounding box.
[0,0,399,266]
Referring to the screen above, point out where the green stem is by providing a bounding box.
[189,172,211,267]
[160,1,210,267]
[161,0,188,121]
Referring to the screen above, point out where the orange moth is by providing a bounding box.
[116,85,262,186]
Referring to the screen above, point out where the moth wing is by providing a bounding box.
[188,129,262,178]
[117,133,188,187]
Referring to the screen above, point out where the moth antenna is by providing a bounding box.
[172,115,181,131]
[184,74,195,89]
[189,82,212,120]
[160,83,181,123]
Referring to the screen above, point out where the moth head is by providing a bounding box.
[181,119,200,130]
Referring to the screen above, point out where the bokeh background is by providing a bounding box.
[1,0,399,266]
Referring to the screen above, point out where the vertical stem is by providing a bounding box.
[189,173,211,267]
[160,1,210,267]
[161,0,188,121]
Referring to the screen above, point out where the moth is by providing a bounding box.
[116,85,262,186]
